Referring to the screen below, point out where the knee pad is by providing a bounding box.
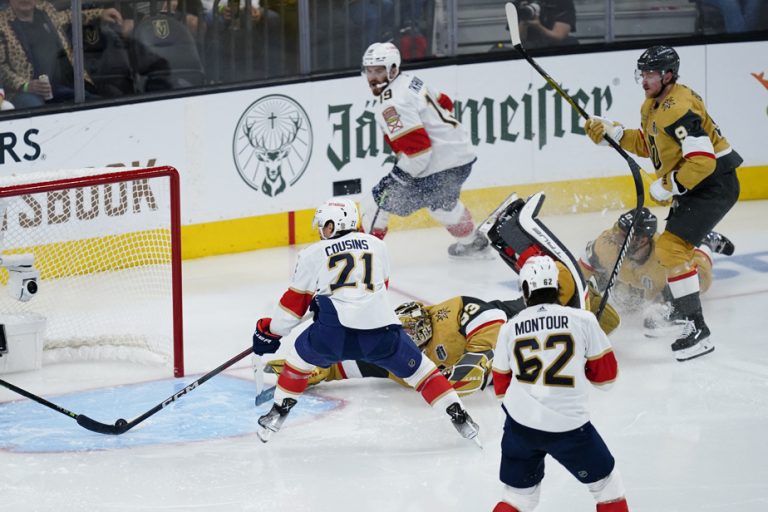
[655,231,695,270]
[499,484,541,512]
[587,469,626,504]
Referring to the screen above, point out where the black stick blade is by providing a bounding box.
[76,414,121,435]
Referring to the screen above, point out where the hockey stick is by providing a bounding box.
[0,347,252,435]
[504,2,645,318]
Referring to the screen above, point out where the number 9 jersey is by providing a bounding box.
[270,231,399,336]
[492,303,618,433]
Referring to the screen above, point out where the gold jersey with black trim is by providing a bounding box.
[620,83,732,190]
[580,225,714,309]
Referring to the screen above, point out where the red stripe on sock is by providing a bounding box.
[597,498,628,512]
[416,369,453,405]
[277,364,312,395]
[668,268,698,282]
[446,208,474,238]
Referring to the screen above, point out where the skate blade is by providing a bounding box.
[477,192,520,237]
[256,427,273,443]
[674,339,715,362]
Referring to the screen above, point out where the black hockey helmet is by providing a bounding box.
[637,45,680,79]
[617,207,658,239]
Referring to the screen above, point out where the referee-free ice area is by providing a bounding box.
[1,200,767,512]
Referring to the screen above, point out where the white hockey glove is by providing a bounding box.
[650,171,687,203]
[585,116,624,146]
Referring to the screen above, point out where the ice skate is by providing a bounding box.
[257,398,297,443]
[671,311,714,362]
[448,232,492,259]
[446,402,481,447]
[702,231,735,256]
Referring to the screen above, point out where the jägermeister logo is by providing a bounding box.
[233,94,313,196]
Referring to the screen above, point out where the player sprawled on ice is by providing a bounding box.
[492,255,629,512]
[584,45,742,361]
[360,42,489,258]
[579,207,734,339]
[251,198,480,444]
[264,193,619,397]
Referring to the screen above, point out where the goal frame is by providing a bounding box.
[0,166,184,377]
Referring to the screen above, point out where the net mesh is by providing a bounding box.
[0,168,177,368]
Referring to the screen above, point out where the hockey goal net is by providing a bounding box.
[0,166,184,377]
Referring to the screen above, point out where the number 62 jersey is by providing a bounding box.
[492,303,618,433]
[270,231,399,336]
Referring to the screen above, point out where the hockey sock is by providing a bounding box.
[417,369,459,409]
[596,499,629,512]
[667,267,700,301]
[429,202,475,243]
[274,362,312,403]
[492,502,520,512]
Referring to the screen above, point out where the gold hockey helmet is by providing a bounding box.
[395,301,432,347]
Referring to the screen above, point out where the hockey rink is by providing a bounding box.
[1,199,767,512]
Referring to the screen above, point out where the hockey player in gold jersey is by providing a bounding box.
[265,193,621,396]
[579,207,735,337]
[266,296,507,397]
[584,45,741,361]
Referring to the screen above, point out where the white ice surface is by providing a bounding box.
[2,201,768,512]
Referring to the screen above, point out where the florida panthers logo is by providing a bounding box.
[233,95,313,196]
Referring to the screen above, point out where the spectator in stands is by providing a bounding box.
[511,0,577,49]
[0,0,123,108]
[0,84,14,110]
[698,0,763,32]
[349,0,394,45]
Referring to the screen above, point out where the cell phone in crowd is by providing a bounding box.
[39,75,53,101]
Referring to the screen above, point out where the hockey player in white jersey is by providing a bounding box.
[251,198,480,444]
[491,255,629,512]
[360,42,489,258]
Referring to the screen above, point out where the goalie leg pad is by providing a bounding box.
[488,193,586,308]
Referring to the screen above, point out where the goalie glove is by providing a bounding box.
[650,171,687,203]
[445,351,493,396]
[585,116,624,146]
[253,318,282,355]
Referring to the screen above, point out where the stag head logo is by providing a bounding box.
[233,95,313,195]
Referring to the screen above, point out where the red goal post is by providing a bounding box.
[0,166,184,377]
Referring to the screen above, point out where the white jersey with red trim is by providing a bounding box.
[270,232,399,335]
[492,303,618,432]
[374,72,475,178]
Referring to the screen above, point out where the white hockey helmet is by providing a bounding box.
[519,255,559,299]
[313,198,359,239]
[362,42,401,77]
